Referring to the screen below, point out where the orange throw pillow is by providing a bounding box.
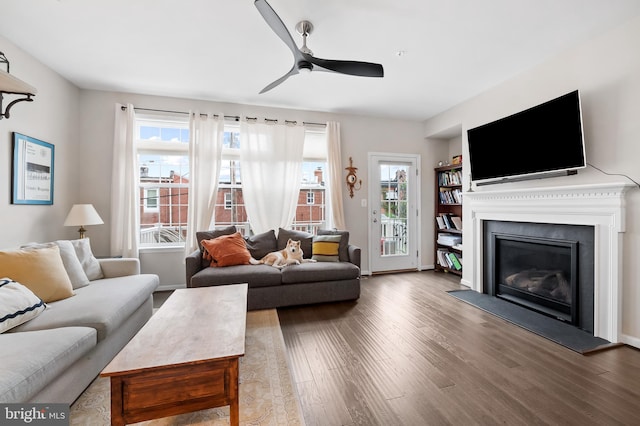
[201,232,251,267]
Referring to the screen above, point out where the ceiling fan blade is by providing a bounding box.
[306,54,384,77]
[259,66,299,94]
[254,0,302,60]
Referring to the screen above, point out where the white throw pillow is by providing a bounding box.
[70,238,104,281]
[0,278,46,333]
[21,241,90,289]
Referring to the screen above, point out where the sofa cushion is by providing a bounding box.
[190,264,282,289]
[245,229,277,260]
[196,226,237,268]
[277,228,313,259]
[0,278,46,333]
[201,232,252,267]
[70,238,104,280]
[21,240,91,289]
[317,229,350,262]
[9,274,159,342]
[281,262,361,284]
[312,234,342,262]
[0,327,96,403]
[0,246,75,303]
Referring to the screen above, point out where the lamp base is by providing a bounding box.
[78,226,87,239]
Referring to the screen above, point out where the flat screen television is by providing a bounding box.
[467,90,586,184]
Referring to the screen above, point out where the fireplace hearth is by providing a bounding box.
[483,221,593,333]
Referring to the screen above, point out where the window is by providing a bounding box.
[213,125,328,235]
[144,188,159,211]
[135,115,329,246]
[136,116,190,246]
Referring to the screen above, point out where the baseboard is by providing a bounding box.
[460,278,472,288]
[621,333,640,350]
[156,283,186,291]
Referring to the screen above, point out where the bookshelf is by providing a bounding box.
[434,164,463,276]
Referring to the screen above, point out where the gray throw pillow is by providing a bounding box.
[317,229,350,262]
[277,228,313,259]
[70,238,104,281]
[245,230,277,260]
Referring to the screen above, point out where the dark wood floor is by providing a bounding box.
[277,271,640,426]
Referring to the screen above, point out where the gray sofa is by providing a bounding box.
[0,258,159,404]
[186,227,361,310]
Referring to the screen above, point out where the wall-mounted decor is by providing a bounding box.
[0,52,37,120]
[12,132,54,205]
[345,156,362,198]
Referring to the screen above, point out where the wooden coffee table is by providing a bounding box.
[101,284,247,426]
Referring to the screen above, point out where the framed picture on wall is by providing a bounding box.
[11,132,55,205]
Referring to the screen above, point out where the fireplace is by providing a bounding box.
[483,221,594,332]
[465,181,633,341]
[494,234,577,324]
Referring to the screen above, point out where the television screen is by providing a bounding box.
[467,90,586,183]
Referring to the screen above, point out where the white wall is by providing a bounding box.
[0,36,81,249]
[1,34,433,289]
[423,14,640,347]
[77,90,429,284]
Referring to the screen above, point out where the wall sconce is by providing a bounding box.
[345,156,362,198]
[0,52,37,120]
[64,204,104,239]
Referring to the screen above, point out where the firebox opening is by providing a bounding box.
[493,234,578,325]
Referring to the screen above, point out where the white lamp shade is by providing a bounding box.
[64,204,104,226]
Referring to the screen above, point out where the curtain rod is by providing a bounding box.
[120,105,326,127]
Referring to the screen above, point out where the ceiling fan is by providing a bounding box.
[254,0,384,94]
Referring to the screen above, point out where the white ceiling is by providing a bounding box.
[2,0,640,121]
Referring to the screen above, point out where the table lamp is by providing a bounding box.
[64,204,104,238]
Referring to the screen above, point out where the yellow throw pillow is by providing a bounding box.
[0,246,74,302]
[312,234,342,262]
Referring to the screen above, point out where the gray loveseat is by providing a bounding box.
[186,227,360,310]
[0,256,158,404]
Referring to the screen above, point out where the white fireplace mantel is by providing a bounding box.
[464,181,634,342]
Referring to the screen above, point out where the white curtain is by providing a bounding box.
[110,103,139,258]
[326,121,346,229]
[240,120,305,235]
[185,113,224,255]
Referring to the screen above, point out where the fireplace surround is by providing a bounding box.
[483,220,594,332]
[464,181,633,342]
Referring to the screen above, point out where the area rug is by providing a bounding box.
[70,309,304,425]
[447,290,617,354]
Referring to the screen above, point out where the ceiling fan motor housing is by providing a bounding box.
[298,60,313,73]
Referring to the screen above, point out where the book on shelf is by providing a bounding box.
[442,213,453,229]
[436,249,463,271]
[436,213,462,231]
[439,188,462,204]
[438,169,462,186]
[447,252,462,270]
[437,233,462,246]
[437,249,452,268]
[450,216,462,230]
